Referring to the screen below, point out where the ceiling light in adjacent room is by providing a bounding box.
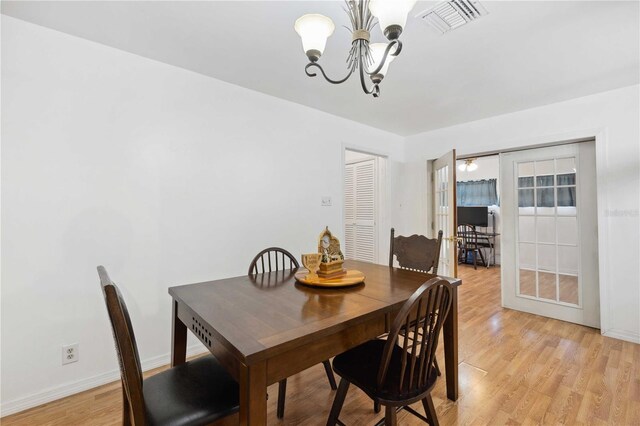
[459,159,478,172]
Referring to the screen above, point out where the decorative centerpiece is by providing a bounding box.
[295,227,365,288]
[317,227,346,279]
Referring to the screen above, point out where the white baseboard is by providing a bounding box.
[0,344,208,418]
[602,328,640,344]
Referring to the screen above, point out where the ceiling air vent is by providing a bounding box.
[418,0,488,35]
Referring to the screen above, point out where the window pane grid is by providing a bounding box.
[435,165,450,276]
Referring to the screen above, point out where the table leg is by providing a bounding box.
[443,285,458,401]
[239,361,268,426]
[171,300,187,367]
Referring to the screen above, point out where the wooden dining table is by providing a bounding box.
[169,260,461,425]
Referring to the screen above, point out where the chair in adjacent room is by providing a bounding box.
[97,266,239,426]
[248,247,338,419]
[457,224,486,269]
[389,228,443,274]
[327,277,453,426]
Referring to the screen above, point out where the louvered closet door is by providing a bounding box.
[344,159,376,263]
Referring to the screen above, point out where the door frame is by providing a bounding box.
[342,144,388,265]
[423,127,614,337]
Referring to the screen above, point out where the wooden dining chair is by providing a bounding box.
[248,246,300,275]
[248,247,338,419]
[98,266,239,426]
[385,227,444,393]
[389,228,443,274]
[327,277,453,426]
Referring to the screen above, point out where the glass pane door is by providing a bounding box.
[516,157,579,306]
[432,150,456,277]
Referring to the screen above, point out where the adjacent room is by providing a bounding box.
[2,1,639,425]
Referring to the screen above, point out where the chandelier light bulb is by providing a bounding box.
[369,0,418,40]
[294,14,335,62]
[467,162,478,172]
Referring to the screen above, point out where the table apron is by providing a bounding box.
[176,300,242,382]
[266,314,386,384]
[176,300,387,386]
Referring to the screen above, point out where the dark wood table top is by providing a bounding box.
[169,260,461,365]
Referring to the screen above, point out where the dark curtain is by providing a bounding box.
[457,179,498,206]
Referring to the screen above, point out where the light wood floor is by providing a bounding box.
[3,265,639,425]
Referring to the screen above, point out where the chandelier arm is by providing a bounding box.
[357,45,380,97]
[305,62,354,85]
[366,40,403,76]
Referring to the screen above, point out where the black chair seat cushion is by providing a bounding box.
[143,355,239,426]
[332,339,437,403]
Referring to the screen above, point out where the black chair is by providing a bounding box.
[457,224,486,269]
[389,228,443,274]
[98,266,239,426]
[327,277,453,426]
[248,247,338,419]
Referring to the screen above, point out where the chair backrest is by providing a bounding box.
[248,247,300,275]
[377,277,453,397]
[97,266,145,425]
[389,228,443,274]
[457,224,478,247]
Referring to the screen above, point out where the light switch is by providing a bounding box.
[321,196,332,207]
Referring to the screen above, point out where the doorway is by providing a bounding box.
[500,141,600,328]
[343,149,385,264]
[455,155,502,300]
[428,140,600,328]
[456,155,501,268]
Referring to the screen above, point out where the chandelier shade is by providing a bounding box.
[294,14,335,61]
[369,0,418,39]
[369,43,395,78]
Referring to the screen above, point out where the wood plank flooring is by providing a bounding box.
[3,265,639,425]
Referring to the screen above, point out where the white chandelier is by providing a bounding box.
[458,159,478,172]
[294,0,417,98]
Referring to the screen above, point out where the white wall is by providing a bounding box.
[404,84,640,344]
[0,16,404,414]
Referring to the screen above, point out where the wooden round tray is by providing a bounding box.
[295,269,365,288]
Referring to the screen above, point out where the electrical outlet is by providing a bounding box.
[62,344,79,365]
[321,196,332,207]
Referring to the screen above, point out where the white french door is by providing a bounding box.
[500,142,600,327]
[431,150,457,277]
[344,159,376,263]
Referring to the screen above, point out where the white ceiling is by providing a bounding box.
[2,1,639,136]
